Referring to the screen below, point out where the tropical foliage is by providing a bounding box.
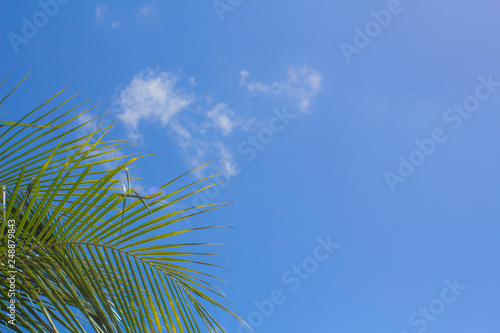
[0,71,244,332]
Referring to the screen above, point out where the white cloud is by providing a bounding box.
[206,103,241,136]
[188,77,197,87]
[95,4,107,24]
[114,68,240,175]
[94,3,121,29]
[239,70,282,94]
[113,66,320,177]
[76,112,97,134]
[139,3,155,16]
[215,142,238,175]
[239,66,323,113]
[115,69,194,141]
[170,120,208,165]
[168,119,237,176]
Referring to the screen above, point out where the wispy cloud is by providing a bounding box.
[95,3,107,24]
[239,66,323,113]
[113,66,321,177]
[188,77,197,87]
[139,3,155,16]
[113,68,240,175]
[94,3,120,29]
[206,103,242,136]
[76,112,97,135]
[169,119,239,176]
[115,69,194,142]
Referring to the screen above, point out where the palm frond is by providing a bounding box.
[0,73,247,332]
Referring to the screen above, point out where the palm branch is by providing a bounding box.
[0,71,247,332]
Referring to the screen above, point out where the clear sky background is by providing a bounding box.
[2,0,500,332]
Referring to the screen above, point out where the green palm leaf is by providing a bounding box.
[0,73,247,332]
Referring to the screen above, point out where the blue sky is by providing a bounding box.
[2,0,500,332]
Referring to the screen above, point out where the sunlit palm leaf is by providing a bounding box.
[0,73,247,332]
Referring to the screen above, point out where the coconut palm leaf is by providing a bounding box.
[0,73,247,332]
